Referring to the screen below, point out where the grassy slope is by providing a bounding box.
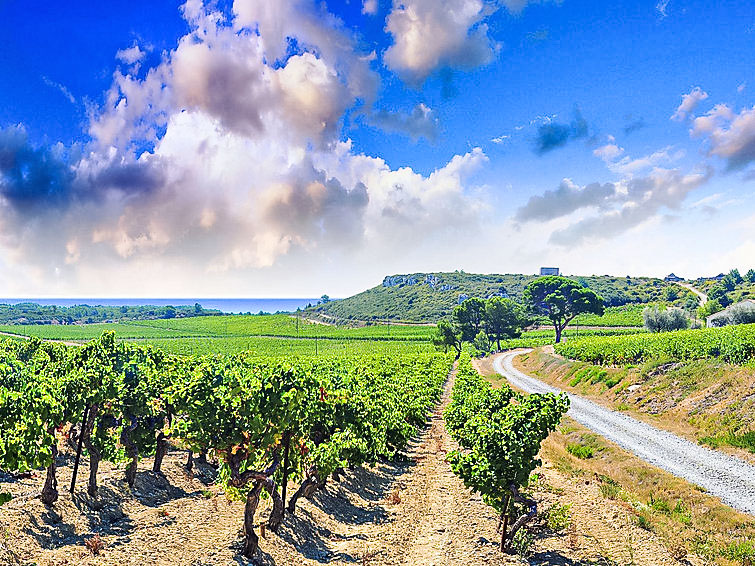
[517,349,755,462]
[313,272,687,322]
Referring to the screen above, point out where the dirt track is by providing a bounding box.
[494,350,755,516]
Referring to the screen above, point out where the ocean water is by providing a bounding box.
[0,298,322,314]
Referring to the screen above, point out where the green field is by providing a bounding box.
[0,313,650,357]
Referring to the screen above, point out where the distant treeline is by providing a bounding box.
[0,302,222,325]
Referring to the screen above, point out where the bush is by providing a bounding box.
[643,306,689,333]
[546,503,572,531]
[567,442,594,459]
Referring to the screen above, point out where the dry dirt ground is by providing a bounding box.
[1,370,692,566]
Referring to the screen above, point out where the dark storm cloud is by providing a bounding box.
[0,126,75,210]
[534,108,588,154]
[623,116,646,135]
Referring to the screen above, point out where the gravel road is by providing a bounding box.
[494,350,755,516]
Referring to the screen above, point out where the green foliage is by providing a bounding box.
[546,503,572,531]
[433,319,463,356]
[573,304,646,327]
[510,527,535,557]
[700,431,755,453]
[445,356,569,512]
[454,298,486,342]
[720,540,755,563]
[555,323,755,366]
[598,476,621,499]
[0,331,451,534]
[643,306,690,333]
[484,297,526,348]
[523,276,604,343]
[566,443,594,459]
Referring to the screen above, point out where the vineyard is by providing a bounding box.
[0,332,451,559]
[555,323,755,365]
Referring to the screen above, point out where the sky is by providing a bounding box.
[0,0,753,298]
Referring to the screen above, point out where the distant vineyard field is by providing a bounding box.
[572,304,647,327]
[555,323,755,365]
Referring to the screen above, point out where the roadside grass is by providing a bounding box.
[541,417,755,566]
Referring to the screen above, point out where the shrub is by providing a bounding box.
[546,503,572,531]
[567,443,594,459]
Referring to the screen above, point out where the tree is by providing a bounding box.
[523,276,604,343]
[644,306,689,332]
[484,297,526,350]
[746,269,755,283]
[453,297,486,342]
[433,319,463,357]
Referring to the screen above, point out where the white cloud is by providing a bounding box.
[41,76,76,104]
[362,0,378,15]
[383,0,498,84]
[593,143,624,162]
[671,86,708,121]
[547,167,711,245]
[116,44,147,66]
[656,0,670,18]
[691,104,755,170]
[738,82,747,93]
[0,0,489,295]
[607,146,684,177]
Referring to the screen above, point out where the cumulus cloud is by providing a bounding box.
[515,179,616,222]
[549,168,710,244]
[116,44,147,66]
[362,0,378,15]
[516,137,712,245]
[603,146,684,177]
[383,0,498,84]
[593,142,624,162]
[691,104,755,170]
[0,0,489,291]
[671,86,708,121]
[534,108,588,154]
[369,103,439,141]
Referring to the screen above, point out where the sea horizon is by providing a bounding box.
[0,298,323,314]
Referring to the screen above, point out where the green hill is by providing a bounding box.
[312,272,688,323]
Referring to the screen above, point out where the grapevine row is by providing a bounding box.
[0,332,451,558]
[444,355,568,551]
[554,322,755,365]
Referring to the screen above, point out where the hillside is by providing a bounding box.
[312,272,689,323]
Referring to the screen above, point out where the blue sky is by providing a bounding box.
[0,0,753,297]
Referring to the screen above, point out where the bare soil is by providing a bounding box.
[0,368,697,566]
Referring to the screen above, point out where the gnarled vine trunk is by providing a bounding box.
[120,424,138,488]
[503,484,537,552]
[242,480,265,558]
[266,481,285,532]
[287,467,325,514]
[153,430,169,473]
[81,404,100,497]
[40,439,58,506]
